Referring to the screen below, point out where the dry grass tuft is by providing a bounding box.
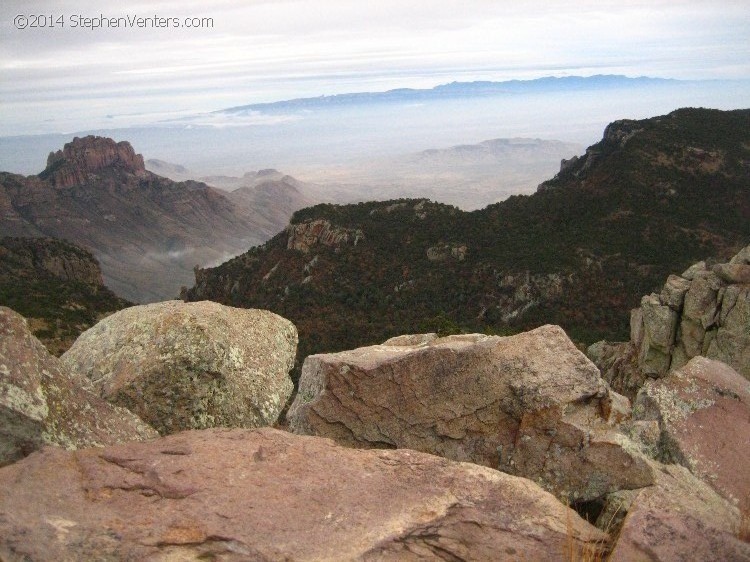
[562,501,623,562]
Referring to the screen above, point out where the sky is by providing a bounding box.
[1,0,749,135]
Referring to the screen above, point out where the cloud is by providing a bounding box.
[1,1,749,134]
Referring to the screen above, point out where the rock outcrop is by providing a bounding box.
[41,136,146,189]
[0,307,156,467]
[286,218,364,253]
[0,237,130,355]
[632,356,750,512]
[289,325,654,502]
[0,236,103,286]
[426,243,467,262]
[590,244,750,399]
[0,136,286,302]
[0,427,607,561]
[633,245,750,379]
[61,301,297,435]
[608,463,749,561]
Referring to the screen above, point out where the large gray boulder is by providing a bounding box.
[62,300,297,435]
[0,427,607,561]
[289,325,653,502]
[0,306,156,467]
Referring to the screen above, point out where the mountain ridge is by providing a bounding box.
[184,107,750,378]
[220,75,679,114]
[0,136,287,302]
[0,236,131,355]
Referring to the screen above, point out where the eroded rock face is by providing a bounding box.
[586,340,644,401]
[634,245,750,379]
[289,325,654,502]
[609,464,749,562]
[0,427,607,561]
[42,136,146,188]
[632,356,750,512]
[286,219,364,253]
[61,301,296,435]
[589,244,750,397]
[0,307,156,466]
[0,237,104,286]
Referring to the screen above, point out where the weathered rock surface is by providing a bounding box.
[42,136,146,189]
[286,218,364,253]
[638,245,750,379]
[590,244,750,396]
[62,301,296,435]
[0,427,607,561]
[289,324,654,502]
[632,356,750,512]
[0,306,156,467]
[609,464,750,561]
[586,340,644,401]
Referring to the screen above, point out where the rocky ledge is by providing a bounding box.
[0,427,608,561]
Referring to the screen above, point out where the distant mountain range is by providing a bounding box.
[147,136,583,211]
[220,75,679,114]
[184,108,750,378]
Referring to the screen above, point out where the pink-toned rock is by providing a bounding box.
[0,306,156,467]
[0,427,607,561]
[587,340,645,401]
[43,136,146,188]
[609,464,749,561]
[289,325,653,502]
[633,356,750,512]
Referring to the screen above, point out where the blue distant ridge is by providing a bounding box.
[219,75,680,114]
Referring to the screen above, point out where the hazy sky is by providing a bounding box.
[1,0,749,135]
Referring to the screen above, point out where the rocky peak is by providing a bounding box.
[40,136,146,188]
[539,116,649,191]
[602,119,645,148]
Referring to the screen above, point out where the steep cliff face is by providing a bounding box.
[286,219,364,253]
[41,136,146,188]
[184,108,750,377]
[0,136,279,302]
[0,237,130,355]
[0,236,103,285]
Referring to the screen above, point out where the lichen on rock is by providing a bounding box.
[62,300,297,435]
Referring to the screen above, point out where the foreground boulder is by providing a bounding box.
[289,325,654,502]
[632,356,750,512]
[62,300,297,435]
[608,464,749,561]
[0,427,607,561]
[0,307,156,467]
